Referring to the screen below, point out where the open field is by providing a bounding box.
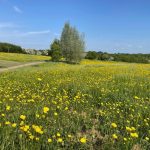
[0,60,150,149]
[0,52,50,62]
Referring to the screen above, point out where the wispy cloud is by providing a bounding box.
[0,30,51,37]
[13,6,22,13]
[23,30,51,36]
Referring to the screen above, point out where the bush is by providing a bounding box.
[85,51,98,60]
[50,39,62,62]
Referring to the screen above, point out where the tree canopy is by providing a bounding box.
[60,23,85,63]
[0,42,25,54]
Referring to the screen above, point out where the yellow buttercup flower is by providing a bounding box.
[48,138,52,143]
[12,123,17,128]
[57,133,61,137]
[37,78,42,81]
[5,121,11,125]
[6,105,10,111]
[20,115,26,120]
[112,134,118,139]
[80,137,87,143]
[130,132,138,138]
[57,138,63,143]
[32,125,43,134]
[145,137,149,141]
[126,126,132,132]
[20,125,30,132]
[54,112,58,116]
[29,135,34,140]
[111,123,117,128]
[1,113,5,117]
[43,107,49,113]
[36,137,39,141]
[68,134,72,138]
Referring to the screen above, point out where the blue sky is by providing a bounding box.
[0,0,150,53]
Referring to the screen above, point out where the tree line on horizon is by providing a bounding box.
[0,42,25,54]
[85,51,150,63]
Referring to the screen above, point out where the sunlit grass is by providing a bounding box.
[0,60,149,149]
[0,52,50,62]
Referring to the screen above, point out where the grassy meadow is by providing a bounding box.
[0,59,150,149]
[0,52,50,62]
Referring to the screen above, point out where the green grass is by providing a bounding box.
[0,60,26,68]
[0,52,50,62]
[0,60,149,149]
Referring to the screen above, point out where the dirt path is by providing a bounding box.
[0,61,45,73]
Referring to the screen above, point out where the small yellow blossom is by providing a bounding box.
[20,121,24,126]
[65,107,68,110]
[48,138,52,143]
[57,133,61,137]
[112,134,118,139]
[1,113,5,117]
[5,121,11,125]
[32,125,43,134]
[20,115,26,120]
[130,132,138,138]
[57,138,63,143]
[145,137,149,141]
[131,127,136,131]
[43,107,49,113]
[36,114,40,118]
[6,106,10,111]
[20,125,30,132]
[54,112,58,116]
[29,135,34,140]
[111,123,117,128]
[134,96,139,99]
[126,126,132,132]
[36,137,39,141]
[80,137,87,143]
[12,123,17,128]
[68,134,72,138]
[37,78,42,81]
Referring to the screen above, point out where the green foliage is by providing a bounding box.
[85,51,98,60]
[112,53,150,63]
[0,42,25,54]
[49,39,62,62]
[60,23,85,64]
[98,53,110,60]
[85,50,150,63]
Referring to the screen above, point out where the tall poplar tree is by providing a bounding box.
[60,23,85,63]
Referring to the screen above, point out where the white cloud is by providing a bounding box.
[0,30,51,38]
[13,6,22,13]
[23,30,51,36]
